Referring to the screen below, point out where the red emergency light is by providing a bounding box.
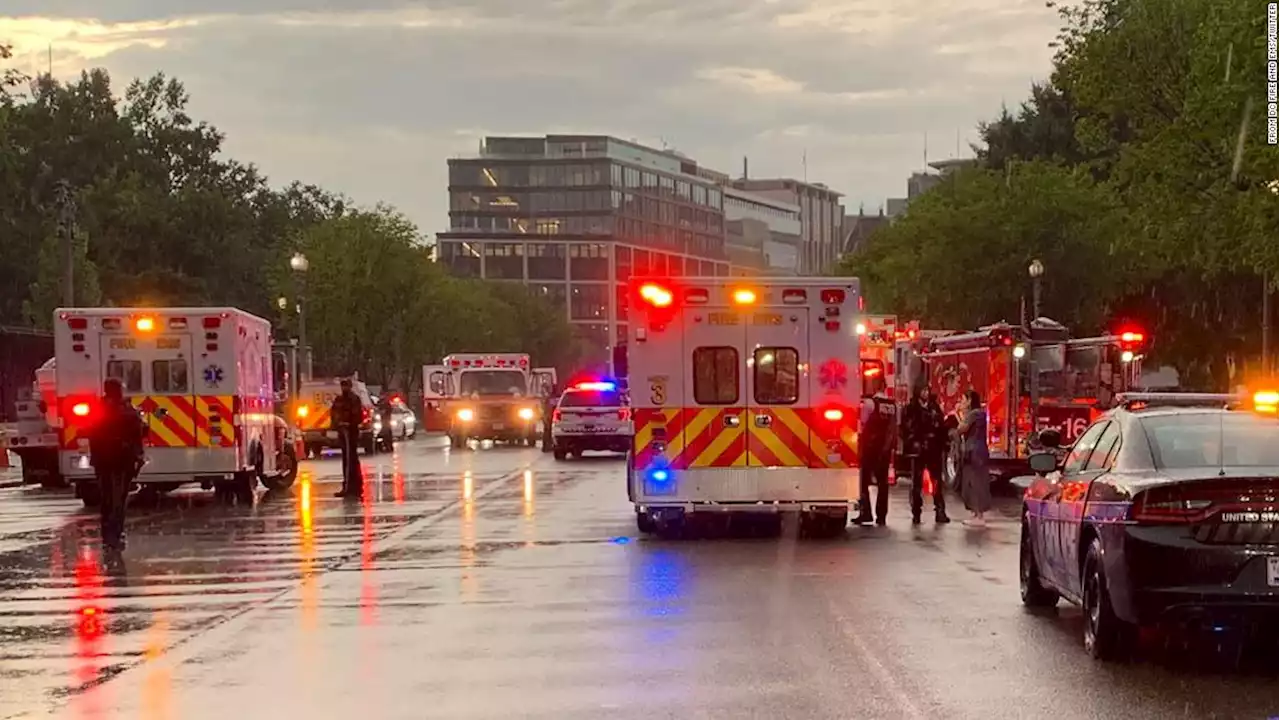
[640,283,673,307]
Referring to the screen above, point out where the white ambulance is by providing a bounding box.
[54,307,287,506]
[626,277,864,536]
[422,353,557,448]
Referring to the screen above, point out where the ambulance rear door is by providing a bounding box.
[422,364,448,431]
[682,304,746,470]
[745,303,809,469]
[101,322,197,458]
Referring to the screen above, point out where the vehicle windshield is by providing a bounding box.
[1141,413,1279,469]
[458,370,528,396]
[1035,345,1111,401]
[559,390,623,408]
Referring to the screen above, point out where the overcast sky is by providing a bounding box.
[2,1,1060,237]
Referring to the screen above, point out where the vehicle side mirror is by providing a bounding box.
[1037,428,1062,449]
[1028,452,1058,474]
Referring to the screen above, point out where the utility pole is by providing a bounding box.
[54,179,76,307]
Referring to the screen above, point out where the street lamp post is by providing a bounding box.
[1027,259,1045,434]
[290,253,310,380]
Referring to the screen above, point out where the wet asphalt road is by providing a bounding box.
[0,437,1275,720]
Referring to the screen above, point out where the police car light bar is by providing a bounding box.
[575,381,616,391]
[1114,392,1244,410]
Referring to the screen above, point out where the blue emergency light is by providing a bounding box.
[575,381,617,391]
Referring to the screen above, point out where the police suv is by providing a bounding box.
[551,381,632,460]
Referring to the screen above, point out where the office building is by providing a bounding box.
[722,186,802,275]
[728,177,845,274]
[437,135,731,363]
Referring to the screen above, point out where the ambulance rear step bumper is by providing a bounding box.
[637,501,856,514]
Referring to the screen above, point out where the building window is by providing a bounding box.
[615,246,632,281]
[660,176,674,196]
[531,283,568,316]
[633,249,650,276]
[527,243,567,279]
[440,241,481,277]
[692,347,739,405]
[624,166,641,188]
[573,324,610,365]
[570,284,609,320]
[676,180,691,200]
[483,243,524,279]
[642,172,657,189]
[692,185,707,206]
[616,284,630,322]
[611,164,623,186]
[569,243,609,281]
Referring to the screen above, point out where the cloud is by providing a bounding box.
[1,0,1062,233]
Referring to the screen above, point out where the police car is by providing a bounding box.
[551,381,632,460]
[1020,391,1278,660]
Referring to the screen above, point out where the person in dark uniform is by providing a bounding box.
[375,394,394,450]
[88,378,145,551]
[900,386,951,525]
[541,383,560,452]
[331,378,364,499]
[853,375,897,526]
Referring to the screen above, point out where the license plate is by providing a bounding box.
[1268,557,1278,588]
[325,431,338,439]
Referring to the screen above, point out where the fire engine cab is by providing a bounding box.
[54,307,285,506]
[626,277,864,537]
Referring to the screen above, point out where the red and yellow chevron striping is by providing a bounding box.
[60,395,239,450]
[634,406,861,470]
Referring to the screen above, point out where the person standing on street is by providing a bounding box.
[331,378,364,499]
[900,386,951,525]
[956,390,992,527]
[853,373,897,526]
[87,378,145,551]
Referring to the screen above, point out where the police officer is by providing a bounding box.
[375,394,394,450]
[88,378,145,551]
[853,372,896,526]
[541,382,560,452]
[900,386,951,525]
[331,378,364,499]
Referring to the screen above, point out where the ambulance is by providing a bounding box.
[626,277,864,537]
[54,307,285,507]
[293,375,376,457]
[422,354,557,448]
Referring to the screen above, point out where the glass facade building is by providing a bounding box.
[437,135,731,364]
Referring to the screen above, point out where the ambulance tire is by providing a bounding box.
[78,481,102,508]
[636,511,656,534]
[263,445,298,492]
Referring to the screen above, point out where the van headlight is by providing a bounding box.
[457,408,475,422]
[518,407,535,421]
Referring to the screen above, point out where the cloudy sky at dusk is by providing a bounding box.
[2,1,1061,236]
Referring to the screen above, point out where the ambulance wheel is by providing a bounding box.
[263,445,298,492]
[78,481,102,508]
[636,511,656,534]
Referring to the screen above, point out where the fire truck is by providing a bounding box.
[2,358,63,488]
[625,277,864,537]
[920,318,1147,483]
[422,354,557,448]
[54,307,289,507]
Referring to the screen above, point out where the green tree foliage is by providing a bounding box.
[841,0,1277,390]
[0,58,578,390]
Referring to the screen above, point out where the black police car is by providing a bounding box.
[1019,392,1278,660]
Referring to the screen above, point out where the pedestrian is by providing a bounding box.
[331,378,364,499]
[541,383,560,452]
[376,394,394,450]
[87,378,145,551]
[853,373,897,526]
[900,386,951,525]
[955,390,992,527]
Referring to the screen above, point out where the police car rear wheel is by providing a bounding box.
[1082,537,1134,661]
[553,447,567,461]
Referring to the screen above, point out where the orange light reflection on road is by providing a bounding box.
[142,612,172,720]
[392,455,405,505]
[297,471,318,633]
[521,470,536,547]
[360,490,378,627]
[460,470,477,600]
[73,545,106,717]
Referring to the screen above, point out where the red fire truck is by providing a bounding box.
[920,318,1147,483]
